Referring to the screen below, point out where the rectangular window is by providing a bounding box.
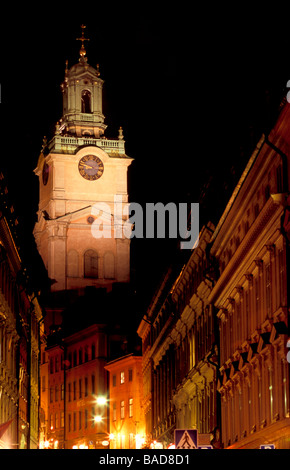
[85,409,88,429]
[55,385,58,402]
[113,402,117,421]
[50,358,54,374]
[61,411,64,428]
[91,375,95,395]
[91,406,95,427]
[68,414,71,432]
[121,400,125,419]
[50,414,54,430]
[129,398,133,418]
[73,381,77,400]
[68,383,71,402]
[79,411,82,430]
[55,412,59,429]
[85,377,88,397]
[50,387,53,403]
[79,379,82,398]
[73,412,77,431]
[128,369,133,382]
[61,383,64,400]
[120,371,125,384]
[55,355,59,372]
[42,375,46,393]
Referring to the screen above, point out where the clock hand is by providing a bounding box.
[80,163,97,170]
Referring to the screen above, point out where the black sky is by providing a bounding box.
[1,5,290,308]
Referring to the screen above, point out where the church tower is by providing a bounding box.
[33,26,133,293]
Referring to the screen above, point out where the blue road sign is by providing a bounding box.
[260,444,275,449]
[175,429,198,449]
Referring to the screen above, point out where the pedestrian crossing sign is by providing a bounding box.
[175,429,198,449]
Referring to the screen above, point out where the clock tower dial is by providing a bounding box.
[78,155,104,181]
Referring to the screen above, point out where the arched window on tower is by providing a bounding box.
[81,90,92,113]
[84,250,98,278]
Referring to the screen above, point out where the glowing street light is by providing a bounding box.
[96,396,107,406]
[94,415,103,423]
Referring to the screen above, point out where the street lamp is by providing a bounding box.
[94,415,103,423]
[96,396,107,406]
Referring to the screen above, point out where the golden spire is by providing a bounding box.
[76,24,90,61]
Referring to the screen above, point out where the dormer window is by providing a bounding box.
[81,90,91,113]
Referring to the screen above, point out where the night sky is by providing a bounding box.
[1,5,290,310]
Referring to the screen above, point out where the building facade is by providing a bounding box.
[64,324,109,449]
[0,174,43,449]
[105,354,145,449]
[137,223,221,448]
[209,100,290,449]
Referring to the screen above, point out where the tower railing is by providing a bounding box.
[48,135,126,155]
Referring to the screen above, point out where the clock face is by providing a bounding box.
[78,155,104,181]
[42,161,49,185]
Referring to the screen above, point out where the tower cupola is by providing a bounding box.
[59,25,107,138]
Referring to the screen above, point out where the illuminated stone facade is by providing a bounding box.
[105,354,145,449]
[0,176,43,449]
[137,224,220,448]
[211,101,290,448]
[33,48,133,293]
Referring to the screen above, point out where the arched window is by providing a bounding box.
[104,252,115,279]
[81,90,91,113]
[84,250,98,278]
[67,250,79,277]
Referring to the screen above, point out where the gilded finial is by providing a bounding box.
[76,24,90,61]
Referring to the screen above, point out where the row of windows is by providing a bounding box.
[49,344,98,374]
[68,376,96,401]
[67,408,97,432]
[67,344,97,369]
[220,246,286,364]
[220,165,284,271]
[49,383,64,402]
[112,398,133,420]
[50,411,64,430]
[112,369,133,386]
[50,408,101,432]
[0,253,18,316]
[48,375,98,403]
[221,357,289,447]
